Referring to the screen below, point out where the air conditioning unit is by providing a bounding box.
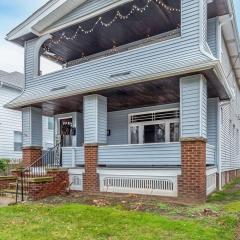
[236,114,240,120]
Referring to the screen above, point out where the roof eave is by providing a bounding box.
[6,0,87,43]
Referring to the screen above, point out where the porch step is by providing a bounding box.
[0,189,28,200]
[9,182,28,191]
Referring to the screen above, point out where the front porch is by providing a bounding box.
[17,73,226,202]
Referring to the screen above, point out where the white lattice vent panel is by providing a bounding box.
[69,174,83,191]
[206,173,217,195]
[100,176,178,197]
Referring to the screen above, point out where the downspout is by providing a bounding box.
[217,14,233,191]
[218,14,233,59]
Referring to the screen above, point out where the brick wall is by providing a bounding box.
[28,169,69,201]
[221,170,240,187]
[0,177,17,190]
[178,139,207,203]
[83,145,99,193]
[22,147,42,167]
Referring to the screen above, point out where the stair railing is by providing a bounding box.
[17,143,62,202]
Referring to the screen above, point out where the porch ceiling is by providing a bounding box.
[31,69,229,116]
[207,0,229,19]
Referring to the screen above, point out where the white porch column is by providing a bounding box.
[180,74,207,139]
[83,94,107,144]
[22,107,43,167]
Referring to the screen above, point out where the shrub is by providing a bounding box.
[0,159,10,174]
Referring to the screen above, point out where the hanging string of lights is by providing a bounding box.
[49,0,181,45]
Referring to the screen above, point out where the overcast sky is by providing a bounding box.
[0,0,239,73]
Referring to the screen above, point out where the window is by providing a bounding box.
[130,126,139,144]
[48,117,54,130]
[14,131,22,152]
[129,109,180,144]
[144,124,165,143]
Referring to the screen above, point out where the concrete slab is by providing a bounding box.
[0,197,15,207]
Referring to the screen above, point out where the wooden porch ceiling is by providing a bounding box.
[207,0,229,19]
[32,69,229,116]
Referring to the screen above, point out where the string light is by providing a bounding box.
[49,0,181,45]
[43,0,181,63]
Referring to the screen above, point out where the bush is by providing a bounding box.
[0,159,10,174]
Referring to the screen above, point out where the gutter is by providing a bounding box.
[0,81,23,91]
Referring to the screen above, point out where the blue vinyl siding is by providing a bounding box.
[221,104,240,171]
[62,147,84,168]
[180,74,207,138]
[76,112,84,146]
[84,95,107,144]
[22,108,31,147]
[24,39,36,84]
[22,107,42,147]
[207,98,219,147]
[207,18,217,57]
[98,143,181,166]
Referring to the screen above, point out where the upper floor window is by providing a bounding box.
[129,109,180,144]
[39,0,181,75]
[14,131,22,152]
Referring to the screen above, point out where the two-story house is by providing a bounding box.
[5,0,240,202]
[0,70,54,159]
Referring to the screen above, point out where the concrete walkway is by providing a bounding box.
[0,197,15,207]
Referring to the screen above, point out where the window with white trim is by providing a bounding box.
[128,109,180,144]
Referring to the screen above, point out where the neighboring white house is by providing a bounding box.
[0,70,54,159]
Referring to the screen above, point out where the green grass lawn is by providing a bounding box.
[0,179,239,240]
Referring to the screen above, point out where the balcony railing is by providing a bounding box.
[65,29,181,68]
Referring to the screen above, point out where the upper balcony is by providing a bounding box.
[5,0,240,113]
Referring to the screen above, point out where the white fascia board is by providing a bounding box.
[33,0,87,33]
[6,0,78,41]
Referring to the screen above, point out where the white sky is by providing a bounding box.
[0,0,239,74]
[0,0,57,74]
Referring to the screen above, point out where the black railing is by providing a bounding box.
[16,143,62,202]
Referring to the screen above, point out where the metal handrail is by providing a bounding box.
[17,143,62,202]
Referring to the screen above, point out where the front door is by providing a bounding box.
[60,118,73,147]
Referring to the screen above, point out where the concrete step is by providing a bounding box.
[9,182,28,190]
[0,189,28,201]
[0,197,16,206]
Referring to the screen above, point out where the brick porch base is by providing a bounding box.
[83,144,99,193]
[178,138,207,203]
[22,147,42,167]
